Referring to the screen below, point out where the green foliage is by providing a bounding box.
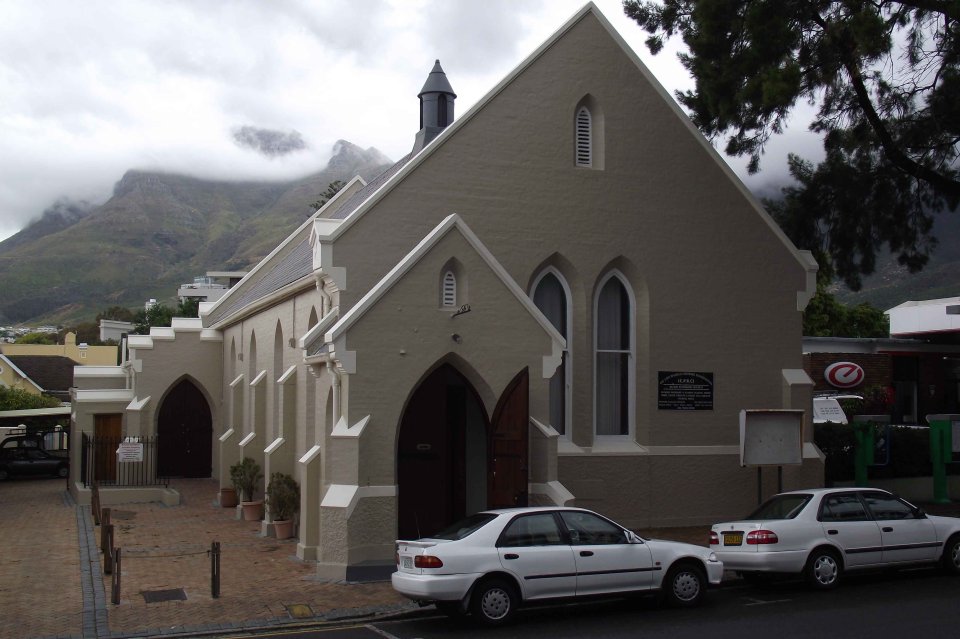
[266,472,300,521]
[132,298,200,334]
[229,457,263,502]
[803,281,889,337]
[95,306,136,322]
[14,332,56,345]
[310,180,345,210]
[624,0,960,289]
[0,387,62,410]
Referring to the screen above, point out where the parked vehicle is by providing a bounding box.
[393,506,722,625]
[711,487,960,589]
[0,447,69,480]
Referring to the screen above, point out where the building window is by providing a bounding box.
[442,270,457,307]
[594,273,633,437]
[532,269,571,436]
[575,106,592,167]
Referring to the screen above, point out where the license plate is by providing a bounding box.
[401,556,413,569]
[723,532,743,546]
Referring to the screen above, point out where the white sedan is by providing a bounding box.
[711,487,960,589]
[392,506,722,625]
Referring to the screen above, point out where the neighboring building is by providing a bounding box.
[1,332,117,366]
[4,355,75,402]
[887,296,960,342]
[70,5,820,581]
[99,320,134,343]
[0,354,45,395]
[178,271,247,304]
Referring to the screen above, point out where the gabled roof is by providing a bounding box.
[4,355,75,397]
[308,213,565,375]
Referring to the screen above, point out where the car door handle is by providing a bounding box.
[827,529,838,535]
[504,553,519,560]
[882,527,893,532]
[580,551,594,557]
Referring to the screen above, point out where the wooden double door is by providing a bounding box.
[157,379,213,478]
[397,365,528,539]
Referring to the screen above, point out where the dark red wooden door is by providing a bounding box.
[157,379,212,477]
[488,368,529,508]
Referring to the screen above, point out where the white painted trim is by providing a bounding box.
[331,414,370,439]
[530,267,573,438]
[218,428,235,443]
[148,327,176,341]
[239,431,256,447]
[126,396,151,411]
[170,317,203,331]
[73,366,125,378]
[277,364,297,385]
[530,481,575,506]
[265,437,284,454]
[299,444,322,465]
[229,374,244,388]
[529,416,559,439]
[298,306,339,350]
[73,389,134,403]
[127,335,153,350]
[0,406,71,418]
[321,484,396,520]
[592,269,636,442]
[250,369,267,386]
[324,214,565,373]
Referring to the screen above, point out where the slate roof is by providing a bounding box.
[6,355,75,399]
[329,152,413,220]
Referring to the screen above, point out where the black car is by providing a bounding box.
[0,447,69,480]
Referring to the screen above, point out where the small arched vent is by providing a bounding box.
[575,106,592,167]
[442,270,457,307]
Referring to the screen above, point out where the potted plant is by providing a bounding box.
[266,472,300,540]
[230,457,263,521]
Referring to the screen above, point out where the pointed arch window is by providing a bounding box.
[575,106,592,167]
[594,273,633,437]
[533,270,571,436]
[442,270,457,307]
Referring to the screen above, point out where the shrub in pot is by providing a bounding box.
[230,457,263,521]
[266,472,300,539]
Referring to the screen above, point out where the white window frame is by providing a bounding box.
[530,267,573,439]
[592,270,635,441]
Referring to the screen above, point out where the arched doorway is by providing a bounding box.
[157,379,213,478]
[397,365,529,539]
[397,364,489,539]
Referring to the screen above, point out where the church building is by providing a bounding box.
[70,3,823,581]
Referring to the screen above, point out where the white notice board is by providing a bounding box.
[740,409,804,467]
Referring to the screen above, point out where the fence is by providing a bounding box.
[80,434,169,488]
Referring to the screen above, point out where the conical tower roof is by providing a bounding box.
[418,60,456,98]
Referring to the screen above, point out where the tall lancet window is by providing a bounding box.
[533,270,571,436]
[442,270,457,307]
[595,273,633,437]
[575,106,592,167]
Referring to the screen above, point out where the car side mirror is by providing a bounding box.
[913,507,927,519]
[626,531,644,544]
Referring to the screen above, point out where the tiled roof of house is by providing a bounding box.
[6,355,75,399]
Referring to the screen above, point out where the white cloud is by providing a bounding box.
[0,0,812,242]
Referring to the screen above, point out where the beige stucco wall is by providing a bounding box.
[2,332,118,365]
[0,359,41,394]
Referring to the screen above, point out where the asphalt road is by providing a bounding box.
[222,568,960,639]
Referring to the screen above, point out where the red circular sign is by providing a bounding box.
[824,362,865,389]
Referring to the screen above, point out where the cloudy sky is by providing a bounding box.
[0,0,821,241]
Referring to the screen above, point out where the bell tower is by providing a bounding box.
[412,60,456,153]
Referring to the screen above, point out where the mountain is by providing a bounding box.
[0,141,391,325]
[834,209,960,311]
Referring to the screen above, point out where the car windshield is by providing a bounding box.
[426,514,497,541]
[746,494,812,520]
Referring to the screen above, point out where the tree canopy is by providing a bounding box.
[623,0,960,289]
[0,387,62,411]
[310,180,346,211]
[133,298,200,335]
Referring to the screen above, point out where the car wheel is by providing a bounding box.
[805,548,842,590]
[469,577,517,626]
[662,562,706,607]
[0,467,8,481]
[435,601,465,618]
[57,465,69,478]
[941,535,960,575]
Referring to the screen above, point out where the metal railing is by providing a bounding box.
[80,434,169,488]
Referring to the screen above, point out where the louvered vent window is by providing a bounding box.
[442,271,457,307]
[576,106,592,167]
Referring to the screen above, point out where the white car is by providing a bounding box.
[711,487,960,589]
[392,506,723,625]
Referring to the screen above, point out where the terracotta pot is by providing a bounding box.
[273,519,295,540]
[241,499,264,521]
[219,487,238,508]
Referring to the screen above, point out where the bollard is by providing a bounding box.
[111,548,121,605]
[103,525,115,574]
[210,541,221,598]
[100,508,112,556]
